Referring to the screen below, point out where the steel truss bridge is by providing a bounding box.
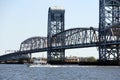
[0,0,120,63]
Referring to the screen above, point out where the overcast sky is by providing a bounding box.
[0,0,99,58]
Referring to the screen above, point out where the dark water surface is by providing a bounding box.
[0,64,120,80]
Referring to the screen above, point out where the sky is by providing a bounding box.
[0,0,99,58]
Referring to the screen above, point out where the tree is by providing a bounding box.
[87,57,96,62]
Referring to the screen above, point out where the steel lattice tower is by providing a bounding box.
[47,7,65,63]
[99,0,120,61]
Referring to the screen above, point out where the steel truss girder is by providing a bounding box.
[52,27,98,48]
[20,37,47,51]
[99,0,120,61]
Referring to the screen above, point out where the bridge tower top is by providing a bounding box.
[49,6,65,11]
[47,6,65,37]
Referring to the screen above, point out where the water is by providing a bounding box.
[0,64,120,80]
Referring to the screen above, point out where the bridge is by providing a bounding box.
[0,0,120,64]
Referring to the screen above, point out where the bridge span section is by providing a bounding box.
[51,27,99,49]
[0,27,99,62]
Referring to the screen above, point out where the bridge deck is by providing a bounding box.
[0,40,120,61]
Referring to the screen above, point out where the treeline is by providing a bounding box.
[79,57,97,62]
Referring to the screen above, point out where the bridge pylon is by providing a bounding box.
[99,0,120,61]
[47,7,65,63]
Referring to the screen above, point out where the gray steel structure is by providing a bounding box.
[47,7,65,63]
[0,28,99,62]
[51,28,98,48]
[99,0,120,61]
[0,1,120,64]
[20,37,47,51]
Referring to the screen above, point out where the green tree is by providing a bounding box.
[87,57,96,62]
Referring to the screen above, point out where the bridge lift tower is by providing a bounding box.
[47,7,65,63]
[99,0,120,61]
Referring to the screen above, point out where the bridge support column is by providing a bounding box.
[47,7,65,64]
[99,45,120,60]
[47,49,65,64]
[99,0,120,61]
[28,53,32,63]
